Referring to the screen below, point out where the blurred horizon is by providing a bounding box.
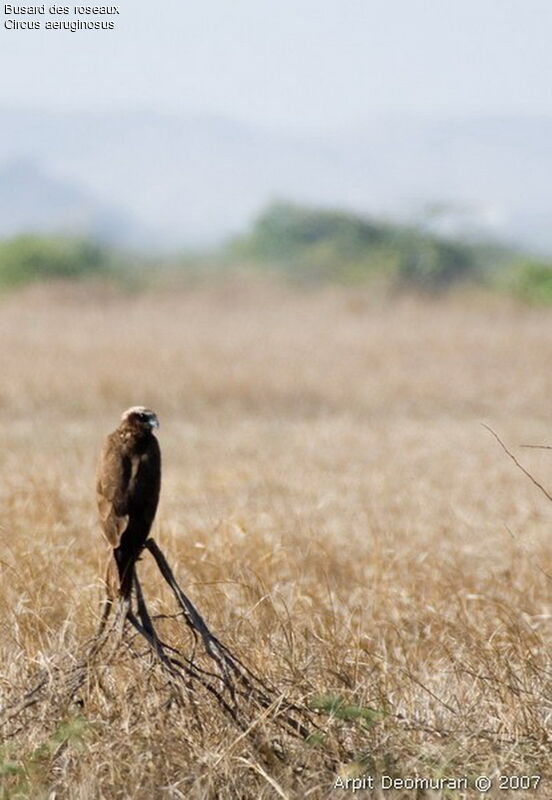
[2,0,552,252]
[2,105,552,253]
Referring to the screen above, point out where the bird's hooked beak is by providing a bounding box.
[148,414,160,430]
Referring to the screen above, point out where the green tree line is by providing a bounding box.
[2,202,552,302]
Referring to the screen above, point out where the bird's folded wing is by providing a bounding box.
[96,436,131,547]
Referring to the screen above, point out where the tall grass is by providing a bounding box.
[0,280,550,798]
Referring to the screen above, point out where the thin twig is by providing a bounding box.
[482,423,552,503]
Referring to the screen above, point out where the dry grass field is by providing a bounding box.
[0,278,551,799]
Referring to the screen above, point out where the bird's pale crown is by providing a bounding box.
[121,406,160,428]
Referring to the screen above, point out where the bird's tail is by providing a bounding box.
[104,553,120,602]
[105,548,136,601]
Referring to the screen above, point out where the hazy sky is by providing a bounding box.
[1,0,552,129]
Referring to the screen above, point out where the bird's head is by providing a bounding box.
[120,406,160,432]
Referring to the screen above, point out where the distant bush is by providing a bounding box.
[229,202,479,289]
[502,259,552,304]
[393,230,477,289]
[0,235,113,287]
[234,202,386,263]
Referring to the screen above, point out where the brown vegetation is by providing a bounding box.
[0,279,551,798]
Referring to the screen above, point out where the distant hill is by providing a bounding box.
[0,158,149,245]
[1,108,551,251]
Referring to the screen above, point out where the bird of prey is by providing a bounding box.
[96,406,161,601]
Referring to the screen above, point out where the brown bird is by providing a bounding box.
[96,406,161,601]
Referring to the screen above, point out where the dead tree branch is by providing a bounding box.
[1,536,329,762]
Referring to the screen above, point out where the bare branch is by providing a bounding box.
[1,537,326,761]
[482,423,552,503]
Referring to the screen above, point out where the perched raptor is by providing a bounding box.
[96,406,161,600]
